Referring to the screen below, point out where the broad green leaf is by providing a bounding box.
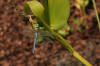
[48,0,70,30]
[24,1,44,17]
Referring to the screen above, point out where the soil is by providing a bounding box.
[0,0,100,66]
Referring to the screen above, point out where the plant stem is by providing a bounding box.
[30,18,92,66]
[92,0,100,30]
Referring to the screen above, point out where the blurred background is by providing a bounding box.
[0,0,100,66]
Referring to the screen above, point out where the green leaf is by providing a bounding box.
[24,1,44,17]
[24,0,49,25]
[48,0,70,30]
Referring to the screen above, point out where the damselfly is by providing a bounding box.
[16,9,39,54]
[26,15,40,54]
[16,9,53,54]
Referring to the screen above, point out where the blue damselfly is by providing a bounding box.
[16,9,53,54]
[16,10,39,54]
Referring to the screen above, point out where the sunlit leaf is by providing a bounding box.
[24,0,49,25]
[48,0,70,30]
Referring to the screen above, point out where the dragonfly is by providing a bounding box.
[24,16,40,54]
[16,9,54,54]
[16,9,39,54]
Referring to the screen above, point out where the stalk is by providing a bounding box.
[92,0,100,30]
[29,18,92,66]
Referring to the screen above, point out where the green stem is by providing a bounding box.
[92,0,100,30]
[30,18,92,66]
